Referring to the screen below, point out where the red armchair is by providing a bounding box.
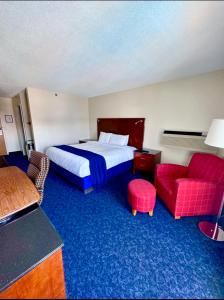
[155,153,224,219]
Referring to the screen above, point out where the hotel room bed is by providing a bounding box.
[46,118,145,193]
[46,141,136,192]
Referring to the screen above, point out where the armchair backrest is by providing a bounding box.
[187,153,224,184]
[27,151,50,204]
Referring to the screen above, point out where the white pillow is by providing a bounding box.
[98,132,112,144]
[109,133,129,146]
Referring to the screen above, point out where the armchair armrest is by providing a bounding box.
[155,164,188,179]
[176,178,217,188]
[174,178,222,216]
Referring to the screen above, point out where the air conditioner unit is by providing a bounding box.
[160,130,216,152]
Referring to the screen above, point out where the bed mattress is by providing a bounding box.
[46,141,136,178]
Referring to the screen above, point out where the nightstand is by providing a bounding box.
[79,138,97,144]
[133,149,161,178]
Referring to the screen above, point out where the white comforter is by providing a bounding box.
[46,141,136,178]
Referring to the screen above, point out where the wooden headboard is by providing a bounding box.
[97,118,145,150]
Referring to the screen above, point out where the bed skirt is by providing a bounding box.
[50,160,133,193]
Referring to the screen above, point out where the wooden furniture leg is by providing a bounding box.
[175,216,181,220]
[149,210,153,216]
[132,209,137,216]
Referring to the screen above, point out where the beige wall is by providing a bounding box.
[27,87,89,153]
[89,70,224,165]
[0,97,20,152]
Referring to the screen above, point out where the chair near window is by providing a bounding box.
[27,151,50,204]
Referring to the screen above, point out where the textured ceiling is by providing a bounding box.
[0,1,224,98]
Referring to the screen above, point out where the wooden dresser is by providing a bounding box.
[0,206,66,299]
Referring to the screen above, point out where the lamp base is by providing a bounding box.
[198,221,224,242]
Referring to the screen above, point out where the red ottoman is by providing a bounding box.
[128,179,156,216]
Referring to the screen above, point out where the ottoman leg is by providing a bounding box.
[132,209,137,216]
[149,210,153,217]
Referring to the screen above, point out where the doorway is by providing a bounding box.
[12,95,26,155]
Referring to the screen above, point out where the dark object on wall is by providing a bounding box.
[5,115,13,123]
[163,130,206,136]
[97,118,145,150]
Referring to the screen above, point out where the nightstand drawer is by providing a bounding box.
[134,156,154,171]
[133,149,161,176]
[134,152,152,159]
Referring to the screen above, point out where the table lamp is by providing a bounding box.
[198,119,224,241]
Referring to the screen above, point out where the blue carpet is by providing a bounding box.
[6,152,224,299]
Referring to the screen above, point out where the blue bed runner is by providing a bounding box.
[55,145,107,187]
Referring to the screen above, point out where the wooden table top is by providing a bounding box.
[0,166,40,220]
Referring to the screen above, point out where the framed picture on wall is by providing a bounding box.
[5,115,13,123]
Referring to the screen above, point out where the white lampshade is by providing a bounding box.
[205,119,224,149]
